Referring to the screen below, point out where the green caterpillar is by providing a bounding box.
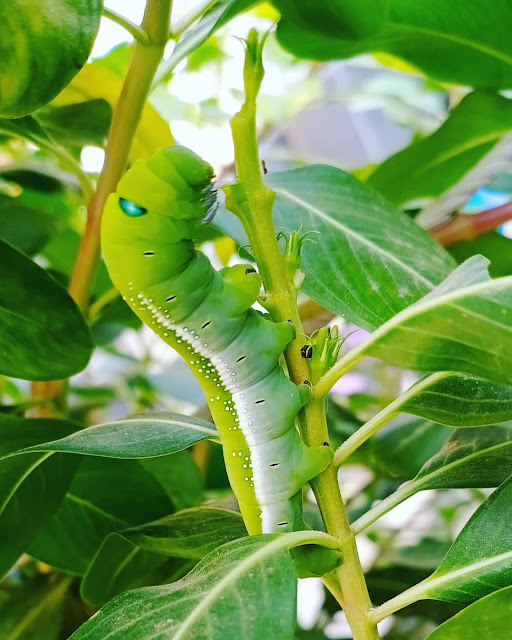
[101,145,333,536]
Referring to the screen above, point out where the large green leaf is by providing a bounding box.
[0,239,93,380]
[0,416,80,577]
[0,453,79,578]
[337,256,512,386]
[81,506,247,605]
[353,424,512,533]
[23,412,218,458]
[121,506,248,559]
[425,475,512,602]
[422,586,512,639]
[276,0,512,90]
[70,535,300,640]
[0,574,71,640]
[401,373,512,426]
[29,455,190,575]
[81,534,191,606]
[416,425,512,490]
[34,99,112,148]
[371,477,512,621]
[217,165,454,330]
[272,0,388,40]
[368,92,512,205]
[0,0,102,117]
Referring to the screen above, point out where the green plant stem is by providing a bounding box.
[68,0,173,312]
[333,372,452,467]
[103,8,151,45]
[88,287,121,323]
[225,40,379,640]
[31,0,173,414]
[351,481,418,535]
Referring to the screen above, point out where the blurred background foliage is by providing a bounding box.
[1,1,512,638]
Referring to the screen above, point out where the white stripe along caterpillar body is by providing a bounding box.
[101,146,333,536]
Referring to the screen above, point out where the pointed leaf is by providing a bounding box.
[70,535,298,640]
[21,412,218,459]
[276,0,512,90]
[81,506,247,605]
[424,475,512,602]
[122,506,248,559]
[400,373,512,426]
[368,91,512,205]
[344,256,512,385]
[0,0,102,117]
[29,456,179,575]
[423,586,512,639]
[0,239,93,381]
[416,425,512,490]
[0,417,80,577]
[81,534,191,606]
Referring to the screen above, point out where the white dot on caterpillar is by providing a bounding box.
[238,452,242,456]
[232,452,236,457]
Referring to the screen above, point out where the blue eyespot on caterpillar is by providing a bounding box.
[101,145,333,542]
[301,345,313,359]
[119,197,147,217]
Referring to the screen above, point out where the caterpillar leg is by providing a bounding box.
[220,264,262,317]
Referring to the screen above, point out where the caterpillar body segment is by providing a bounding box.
[101,146,333,536]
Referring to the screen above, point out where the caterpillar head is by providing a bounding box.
[107,146,216,241]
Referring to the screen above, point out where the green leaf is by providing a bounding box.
[81,534,191,606]
[371,477,512,621]
[371,417,452,479]
[34,99,112,148]
[422,586,512,639]
[54,44,173,161]
[0,239,93,380]
[0,0,102,117]
[368,91,512,204]
[70,535,298,640]
[450,231,512,279]
[273,0,388,40]
[401,373,512,426]
[424,475,512,603]
[343,256,512,385]
[22,412,218,459]
[217,165,454,330]
[352,424,512,533]
[121,506,248,559]
[0,453,79,578]
[81,506,247,605]
[416,424,512,490]
[0,573,72,640]
[159,0,260,80]
[0,193,62,255]
[276,0,512,90]
[29,456,180,575]
[0,417,81,577]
